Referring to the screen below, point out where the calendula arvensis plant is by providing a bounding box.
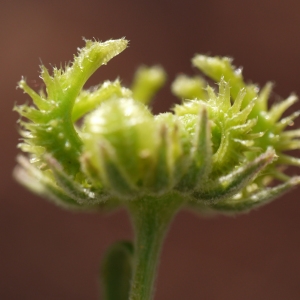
[14,39,300,300]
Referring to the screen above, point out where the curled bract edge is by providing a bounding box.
[14,38,300,214]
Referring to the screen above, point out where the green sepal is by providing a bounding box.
[72,80,132,122]
[101,241,134,300]
[255,82,273,112]
[211,177,300,213]
[176,106,212,191]
[13,156,90,210]
[192,54,257,106]
[14,104,44,123]
[18,79,50,110]
[192,148,276,203]
[268,94,298,123]
[278,154,300,167]
[149,113,191,192]
[228,97,257,126]
[145,124,171,194]
[56,38,128,105]
[97,141,138,198]
[44,155,107,204]
[275,111,300,131]
[230,88,246,114]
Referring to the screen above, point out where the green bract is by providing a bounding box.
[14,38,300,300]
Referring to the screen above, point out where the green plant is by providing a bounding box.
[14,38,300,300]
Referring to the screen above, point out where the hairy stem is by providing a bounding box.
[127,192,184,300]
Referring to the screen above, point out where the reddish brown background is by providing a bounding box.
[1,1,300,299]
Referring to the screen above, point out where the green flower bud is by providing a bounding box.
[81,98,155,196]
[81,98,191,197]
[14,39,300,214]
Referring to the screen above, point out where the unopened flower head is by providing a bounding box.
[14,38,300,213]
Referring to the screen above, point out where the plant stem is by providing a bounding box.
[127,192,184,300]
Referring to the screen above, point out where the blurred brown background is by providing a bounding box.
[1,0,300,299]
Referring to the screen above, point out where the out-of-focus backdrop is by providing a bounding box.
[1,1,300,299]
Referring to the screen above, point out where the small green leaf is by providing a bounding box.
[101,241,134,300]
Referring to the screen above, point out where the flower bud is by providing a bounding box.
[82,98,155,197]
[81,98,191,197]
[14,39,300,213]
